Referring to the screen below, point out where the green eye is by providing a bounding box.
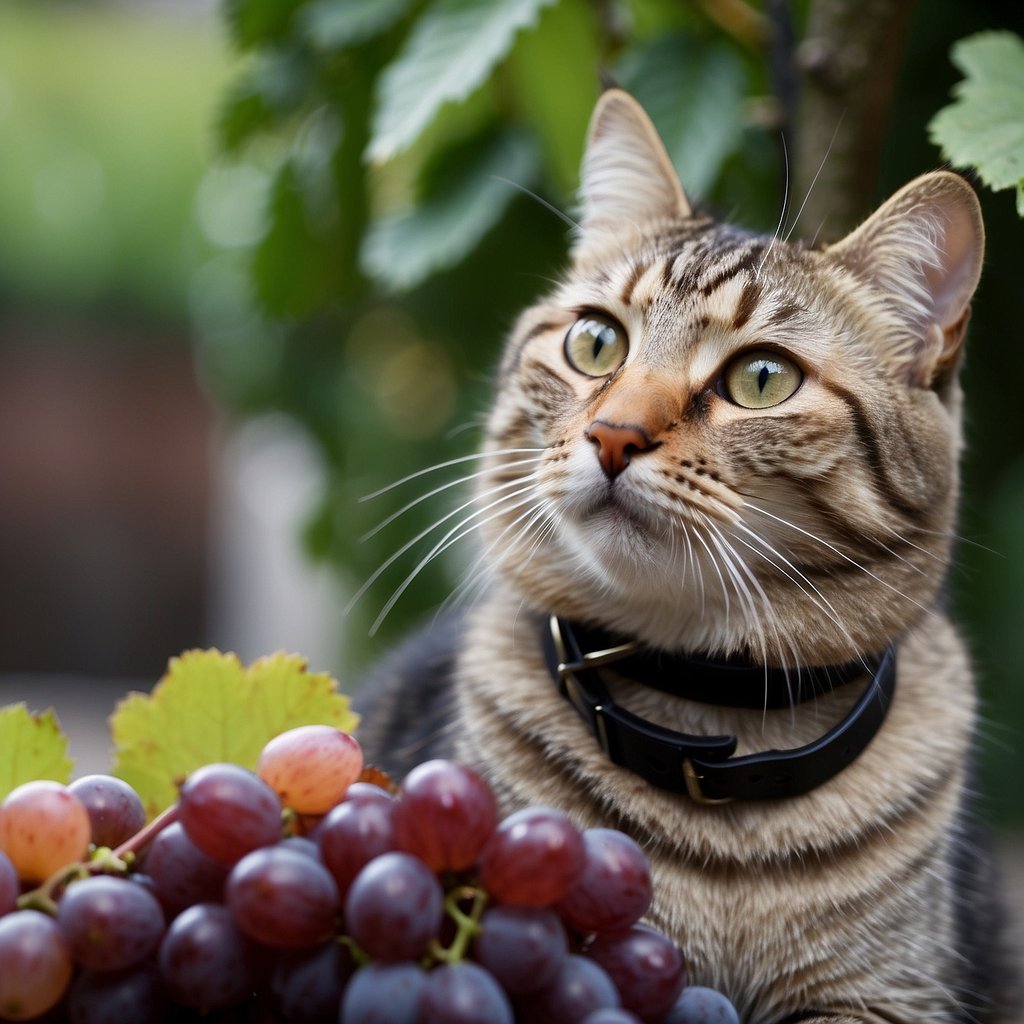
[724,351,802,409]
[564,315,629,377]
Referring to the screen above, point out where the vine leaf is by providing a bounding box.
[110,650,358,818]
[0,704,73,801]
[929,31,1024,216]
[301,0,411,50]
[366,0,556,165]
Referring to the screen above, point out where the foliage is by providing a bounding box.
[0,705,73,801]
[111,650,358,817]
[928,31,1024,217]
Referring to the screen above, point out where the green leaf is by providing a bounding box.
[366,0,557,164]
[301,0,411,50]
[929,31,1024,215]
[223,0,307,50]
[615,32,748,198]
[507,0,600,195]
[0,704,73,801]
[111,650,359,818]
[361,129,540,291]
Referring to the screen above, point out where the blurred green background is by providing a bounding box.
[0,0,1020,825]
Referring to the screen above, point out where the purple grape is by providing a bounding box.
[279,835,322,860]
[418,961,514,1023]
[157,902,255,1011]
[226,844,339,949]
[478,806,585,907]
[557,828,652,935]
[317,795,397,898]
[340,962,427,1024]
[472,905,567,994]
[66,963,166,1024]
[140,821,229,918]
[344,851,444,962]
[270,942,354,1023]
[57,875,165,971]
[515,953,621,1023]
[178,763,282,865]
[68,775,147,849]
[0,910,74,1020]
[660,986,741,1024]
[393,760,498,872]
[0,850,17,916]
[344,782,396,806]
[582,1011,643,1024]
[586,924,685,1022]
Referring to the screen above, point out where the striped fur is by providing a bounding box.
[356,90,1016,1022]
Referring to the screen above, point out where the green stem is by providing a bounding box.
[429,885,488,965]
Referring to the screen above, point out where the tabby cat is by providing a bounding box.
[356,89,1016,1022]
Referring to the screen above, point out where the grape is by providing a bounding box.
[343,782,396,806]
[317,794,397,899]
[68,775,147,849]
[157,902,255,1011]
[586,925,685,1022]
[225,844,339,949]
[472,905,567,994]
[57,875,165,971]
[279,835,322,860]
[392,760,498,872]
[478,806,584,907]
[660,986,741,1024]
[418,961,515,1024]
[515,953,621,1024]
[0,909,74,1020]
[257,724,364,814]
[140,821,229,919]
[557,828,652,935]
[270,942,354,1023]
[582,1011,643,1024]
[178,763,282,865]
[0,850,18,916]
[345,851,444,962]
[340,962,426,1024]
[66,963,166,1024]
[0,780,91,883]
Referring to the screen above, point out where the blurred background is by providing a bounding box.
[0,0,1021,863]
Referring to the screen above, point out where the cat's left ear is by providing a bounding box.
[826,171,984,388]
[571,89,692,262]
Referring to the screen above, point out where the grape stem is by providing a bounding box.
[110,802,180,862]
[428,885,488,965]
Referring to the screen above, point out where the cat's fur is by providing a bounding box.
[356,90,1017,1023]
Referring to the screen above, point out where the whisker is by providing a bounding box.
[755,133,790,280]
[782,113,844,245]
[492,176,580,231]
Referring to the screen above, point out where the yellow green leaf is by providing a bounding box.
[0,704,74,801]
[110,649,359,818]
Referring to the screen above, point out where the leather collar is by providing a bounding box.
[542,615,896,804]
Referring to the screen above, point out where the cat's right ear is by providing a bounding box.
[572,89,691,261]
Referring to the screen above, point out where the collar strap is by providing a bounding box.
[542,615,896,804]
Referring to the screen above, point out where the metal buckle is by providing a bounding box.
[683,759,734,806]
[550,616,638,680]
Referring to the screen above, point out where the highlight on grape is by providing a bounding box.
[0,727,740,1024]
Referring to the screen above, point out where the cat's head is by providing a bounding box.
[479,89,984,665]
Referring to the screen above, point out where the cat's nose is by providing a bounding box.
[586,421,655,479]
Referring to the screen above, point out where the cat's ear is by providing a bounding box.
[572,89,691,260]
[826,171,984,388]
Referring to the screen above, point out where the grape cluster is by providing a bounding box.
[0,726,741,1024]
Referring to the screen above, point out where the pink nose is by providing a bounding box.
[586,422,654,479]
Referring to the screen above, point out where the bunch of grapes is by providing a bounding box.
[0,726,740,1024]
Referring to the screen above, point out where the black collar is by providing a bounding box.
[542,615,896,804]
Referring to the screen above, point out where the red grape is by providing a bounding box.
[317,794,397,898]
[586,925,686,1021]
[472,905,567,994]
[0,850,17,916]
[140,821,229,919]
[0,909,74,1020]
[419,961,515,1023]
[515,953,621,1024]
[68,775,146,849]
[257,724,364,814]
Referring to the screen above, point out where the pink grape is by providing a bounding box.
[478,806,585,907]
[178,762,282,865]
[0,909,74,1020]
[226,844,339,949]
[68,774,147,850]
[557,828,652,935]
[393,760,498,872]
[0,780,91,883]
[257,724,364,815]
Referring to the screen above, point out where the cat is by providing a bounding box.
[355,89,1017,1023]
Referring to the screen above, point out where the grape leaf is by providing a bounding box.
[366,0,556,164]
[301,0,411,50]
[0,704,73,801]
[110,650,359,818]
[928,31,1024,216]
[361,129,540,291]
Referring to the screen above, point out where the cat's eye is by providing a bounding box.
[564,314,629,377]
[723,351,802,409]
